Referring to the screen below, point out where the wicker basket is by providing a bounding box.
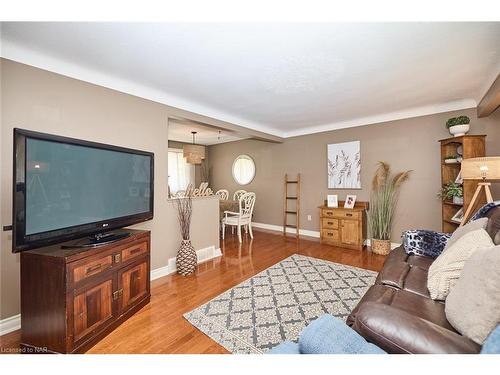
[177,240,197,276]
[371,239,391,255]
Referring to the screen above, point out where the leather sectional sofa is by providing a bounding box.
[346,206,500,354]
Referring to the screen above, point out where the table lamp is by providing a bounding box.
[460,156,500,225]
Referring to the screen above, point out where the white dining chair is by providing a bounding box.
[233,189,247,201]
[215,189,229,200]
[222,192,256,243]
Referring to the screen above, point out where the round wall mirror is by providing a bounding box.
[232,155,256,185]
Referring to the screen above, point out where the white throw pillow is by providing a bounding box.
[445,245,500,344]
[427,228,494,300]
[444,218,488,251]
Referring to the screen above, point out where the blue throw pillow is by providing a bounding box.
[298,314,386,354]
[268,341,301,354]
[481,325,500,354]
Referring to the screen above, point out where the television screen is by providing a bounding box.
[13,129,154,252]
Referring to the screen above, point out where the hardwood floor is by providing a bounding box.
[0,229,386,354]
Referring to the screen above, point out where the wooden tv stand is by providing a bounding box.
[20,229,151,353]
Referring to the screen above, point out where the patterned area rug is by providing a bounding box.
[184,254,377,353]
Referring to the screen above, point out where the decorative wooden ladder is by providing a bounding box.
[283,173,301,238]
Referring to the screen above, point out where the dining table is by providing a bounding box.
[219,199,239,221]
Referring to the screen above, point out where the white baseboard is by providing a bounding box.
[252,222,320,238]
[0,314,21,336]
[0,245,221,337]
[155,245,222,280]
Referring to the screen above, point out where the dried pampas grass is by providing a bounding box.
[369,163,412,241]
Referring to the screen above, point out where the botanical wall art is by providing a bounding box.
[327,141,361,189]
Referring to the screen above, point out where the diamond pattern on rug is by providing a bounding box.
[184,254,377,354]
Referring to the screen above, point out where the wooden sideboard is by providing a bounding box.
[20,229,151,353]
[319,202,367,251]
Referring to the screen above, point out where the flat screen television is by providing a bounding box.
[12,128,154,252]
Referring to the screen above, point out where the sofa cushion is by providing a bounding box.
[444,217,488,251]
[374,247,432,297]
[402,266,430,298]
[427,228,494,300]
[445,245,500,345]
[353,302,481,354]
[347,284,453,331]
[375,254,410,289]
[406,255,434,270]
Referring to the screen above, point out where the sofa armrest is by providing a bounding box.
[352,302,481,354]
[402,229,451,258]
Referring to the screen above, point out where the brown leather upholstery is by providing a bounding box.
[347,206,500,354]
[347,284,450,330]
[353,303,481,354]
[374,247,431,292]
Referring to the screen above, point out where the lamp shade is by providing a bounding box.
[461,157,500,180]
[183,144,205,165]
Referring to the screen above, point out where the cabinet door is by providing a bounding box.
[118,261,148,313]
[340,219,359,245]
[73,279,113,342]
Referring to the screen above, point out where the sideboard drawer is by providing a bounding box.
[321,209,336,218]
[73,255,113,283]
[322,218,339,229]
[333,210,361,220]
[121,240,148,262]
[322,229,340,242]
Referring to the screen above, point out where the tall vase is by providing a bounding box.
[177,239,197,276]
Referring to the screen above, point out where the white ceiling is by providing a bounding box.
[168,119,246,145]
[1,22,499,138]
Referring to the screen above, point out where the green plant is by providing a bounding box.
[369,162,412,241]
[446,116,470,129]
[438,182,463,201]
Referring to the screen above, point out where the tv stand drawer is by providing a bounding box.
[73,255,113,283]
[121,241,148,262]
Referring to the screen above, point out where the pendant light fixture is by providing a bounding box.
[183,131,206,165]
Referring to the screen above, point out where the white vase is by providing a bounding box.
[449,124,470,137]
[453,196,464,205]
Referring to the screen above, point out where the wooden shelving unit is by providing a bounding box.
[439,135,486,233]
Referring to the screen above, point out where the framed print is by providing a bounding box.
[451,208,464,223]
[344,194,357,209]
[327,141,361,189]
[327,194,338,208]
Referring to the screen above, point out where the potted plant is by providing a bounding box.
[446,115,470,137]
[438,182,463,205]
[173,195,197,276]
[369,162,412,255]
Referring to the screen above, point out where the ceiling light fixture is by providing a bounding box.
[183,131,206,165]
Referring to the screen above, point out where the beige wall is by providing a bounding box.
[0,59,219,319]
[209,108,500,241]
